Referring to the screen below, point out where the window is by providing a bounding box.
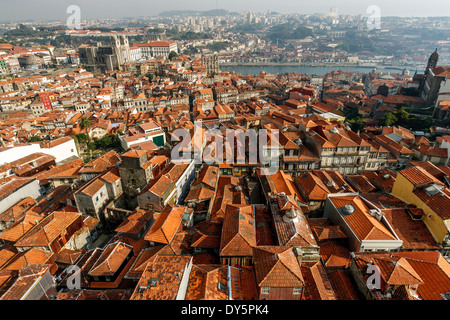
[293,287,302,295]
[218,282,227,292]
[261,287,270,294]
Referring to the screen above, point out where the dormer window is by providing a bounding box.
[423,183,444,196]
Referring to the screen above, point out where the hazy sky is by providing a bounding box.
[0,0,449,22]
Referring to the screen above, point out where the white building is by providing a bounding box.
[137,160,195,212]
[0,177,41,214]
[127,46,143,62]
[0,136,79,165]
[135,41,178,59]
[324,193,403,252]
[120,121,166,150]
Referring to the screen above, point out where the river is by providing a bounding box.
[219,64,411,76]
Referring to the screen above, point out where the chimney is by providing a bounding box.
[369,209,383,221]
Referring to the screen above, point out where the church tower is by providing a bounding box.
[425,48,439,74]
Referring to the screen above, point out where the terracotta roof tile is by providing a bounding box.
[253,246,304,288]
[319,241,351,268]
[301,261,336,300]
[185,265,228,300]
[144,205,185,245]
[130,255,192,300]
[88,241,133,277]
[329,195,398,243]
[220,204,256,258]
[326,269,360,300]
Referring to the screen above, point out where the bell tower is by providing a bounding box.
[425,48,439,74]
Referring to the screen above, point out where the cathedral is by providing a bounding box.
[414,49,449,107]
[78,35,130,74]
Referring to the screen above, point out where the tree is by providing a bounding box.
[381,112,398,126]
[28,136,43,142]
[347,118,365,132]
[79,117,91,131]
[93,134,121,150]
[74,133,89,144]
[168,51,179,59]
[395,107,410,123]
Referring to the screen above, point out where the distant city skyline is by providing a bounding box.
[0,0,449,22]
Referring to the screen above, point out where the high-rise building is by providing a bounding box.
[330,7,338,18]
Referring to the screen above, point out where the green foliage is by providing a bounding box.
[337,31,390,55]
[229,23,264,34]
[74,133,89,144]
[380,107,433,131]
[168,51,179,59]
[182,45,199,55]
[345,108,365,132]
[381,112,399,126]
[28,136,43,142]
[169,30,212,40]
[93,134,121,150]
[266,24,313,41]
[347,118,365,132]
[396,107,410,122]
[49,35,72,47]
[345,108,361,121]
[79,117,92,130]
[205,41,230,52]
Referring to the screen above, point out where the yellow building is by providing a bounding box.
[391,166,450,257]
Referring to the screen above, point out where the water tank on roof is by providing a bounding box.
[340,204,355,215]
[283,207,299,223]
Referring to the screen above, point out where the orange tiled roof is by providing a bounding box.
[220,204,256,258]
[88,241,133,277]
[253,246,304,288]
[144,205,184,245]
[329,195,398,243]
[14,211,82,249]
[2,248,53,271]
[130,255,191,300]
[392,251,450,300]
[382,208,438,250]
[326,269,360,300]
[185,265,228,300]
[399,166,443,188]
[114,209,152,235]
[0,211,44,243]
[301,261,336,300]
[319,241,351,268]
[191,221,222,249]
